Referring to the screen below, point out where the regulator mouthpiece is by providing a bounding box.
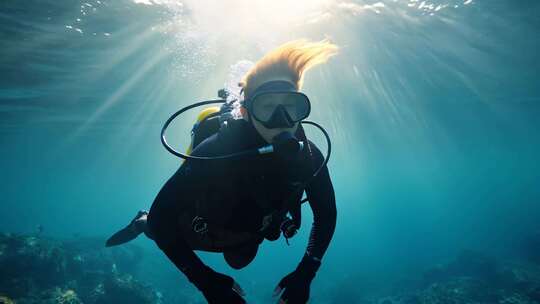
[272,132,304,158]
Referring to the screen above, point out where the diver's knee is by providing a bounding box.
[223,243,259,269]
[224,254,253,269]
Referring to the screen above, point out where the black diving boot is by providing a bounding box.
[105,210,148,247]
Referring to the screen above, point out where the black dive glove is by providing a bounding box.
[273,255,321,304]
[188,265,246,304]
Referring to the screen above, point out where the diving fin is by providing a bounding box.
[105,210,148,247]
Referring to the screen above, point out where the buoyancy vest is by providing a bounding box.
[179,106,312,252]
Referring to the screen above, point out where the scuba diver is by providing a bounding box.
[106,39,338,304]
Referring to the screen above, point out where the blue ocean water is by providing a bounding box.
[1,0,539,303]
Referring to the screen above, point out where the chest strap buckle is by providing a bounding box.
[192,216,209,234]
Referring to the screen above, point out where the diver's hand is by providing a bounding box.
[272,255,321,304]
[195,266,246,304]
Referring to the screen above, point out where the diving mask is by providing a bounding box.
[243,81,311,129]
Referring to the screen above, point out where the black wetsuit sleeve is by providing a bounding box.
[304,144,337,261]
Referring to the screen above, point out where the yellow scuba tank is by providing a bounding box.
[185,106,221,156]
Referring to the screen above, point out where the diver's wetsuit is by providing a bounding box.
[146,118,336,284]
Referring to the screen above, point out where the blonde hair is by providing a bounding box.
[239,39,338,98]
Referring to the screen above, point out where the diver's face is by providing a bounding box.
[251,117,298,144]
[246,77,300,143]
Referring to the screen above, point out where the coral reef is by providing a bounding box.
[0,295,15,304]
[0,233,159,304]
[5,232,540,304]
[415,250,540,304]
[325,250,540,304]
[418,252,540,304]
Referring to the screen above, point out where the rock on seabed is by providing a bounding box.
[0,233,159,304]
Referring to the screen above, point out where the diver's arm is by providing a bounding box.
[157,235,245,303]
[272,144,336,303]
[304,145,337,261]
